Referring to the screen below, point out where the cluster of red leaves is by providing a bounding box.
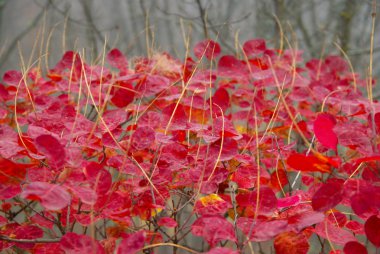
[0,38,379,253]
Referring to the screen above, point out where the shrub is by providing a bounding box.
[0,39,378,253]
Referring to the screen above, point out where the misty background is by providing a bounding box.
[0,0,379,84]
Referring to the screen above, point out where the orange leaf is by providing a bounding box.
[274,231,309,254]
[287,153,333,174]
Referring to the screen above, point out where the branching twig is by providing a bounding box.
[0,235,61,243]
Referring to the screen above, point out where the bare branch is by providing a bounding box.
[0,235,61,243]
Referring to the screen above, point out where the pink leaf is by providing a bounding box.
[0,183,22,199]
[243,39,266,57]
[236,187,278,216]
[194,39,221,60]
[218,55,248,80]
[0,216,7,227]
[312,181,344,212]
[3,70,23,86]
[314,219,356,246]
[208,137,238,162]
[84,162,112,195]
[191,215,236,247]
[287,210,325,232]
[21,182,71,210]
[157,217,178,228]
[314,113,338,151]
[237,217,288,241]
[131,126,155,150]
[137,74,170,97]
[278,195,301,209]
[107,48,128,74]
[365,215,380,247]
[194,194,231,216]
[68,185,97,205]
[116,231,146,254]
[162,103,188,130]
[60,232,104,254]
[16,226,44,249]
[100,109,127,132]
[34,134,66,169]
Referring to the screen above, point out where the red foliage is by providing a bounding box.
[365,215,380,247]
[314,113,338,151]
[0,38,375,253]
[274,231,309,254]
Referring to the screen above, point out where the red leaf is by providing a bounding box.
[116,231,146,254]
[68,185,97,205]
[345,220,365,235]
[218,55,248,80]
[350,192,378,218]
[312,181,343,212]
[0,183,22,199]
[131,126,155,150]
[60,232,104,254]
[0,83,9,100]
[270,168,289,192]
[365,215,380,247]
[237,217,288,241]
[314,113,338,151]
[84,162,112,195]
[3,70,23,86]
[212,87,230,113]
[343,241,368,254]
[137,74,170,97]
[157,217,178,228]
[236,187,278,216]
[278,195,301,209]
[34,134,66,169]
[287,210,325,232]
[194,40,221,60]
[2,224,44,250]
[100,109,127,132]
[111,82,135,108]
[243,39,266,57]
[194,193,231,216]
[208,137,238,161]
[162,103,187,130]
[158,143,188,171]
[274,231,309,254]
[51,51,82,79]
[231,165,257,189]
[351,155,380,168]
[0,216,7,227]
[21,182,71,210]
[0,157,27,184]
[107,48,128,73]
[191,215,236,247]
[286,153,332,173]
[32,243,64,254]
[202,117,241,143]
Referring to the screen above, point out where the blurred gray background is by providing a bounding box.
[0,0,379,81]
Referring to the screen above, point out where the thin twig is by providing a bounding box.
[0,235,61,243]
